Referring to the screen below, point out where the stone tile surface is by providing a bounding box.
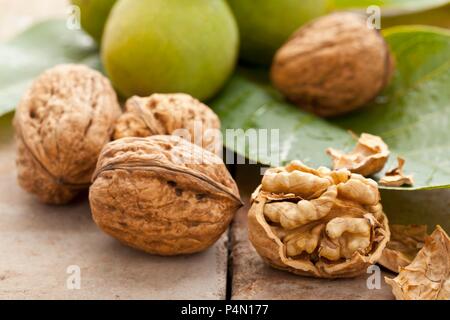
[0,136,228,300]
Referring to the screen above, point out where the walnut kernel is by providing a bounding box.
[248,160,390,278]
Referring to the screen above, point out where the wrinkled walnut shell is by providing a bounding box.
[113,93,221,153]
[14,64,121,204]
[248,161,390,278]
[271,12,395,117]
[89,135,243,255]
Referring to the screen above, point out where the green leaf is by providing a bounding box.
[0,19,100,117]
[211,26,450,190]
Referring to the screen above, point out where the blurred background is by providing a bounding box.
[0,0,66,41]
[2,0,449,41]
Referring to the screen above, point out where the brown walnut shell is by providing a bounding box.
[14,64,121,204]
[378,224,428,273]
[89,135,243,255]
[326,133,390,177]
[271,12,395,117]
[379,157,414,187]
[248,160,390,278]
[113,93,221,153]
[385,226,450,300]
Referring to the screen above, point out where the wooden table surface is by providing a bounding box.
[1,0,448,300]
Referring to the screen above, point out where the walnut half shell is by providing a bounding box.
[248,161,390,278]
[379,157,414,187]
[385,226,450,300]
[378,224,427,273]
[14,64,121,204]
[326,133,390,177]
[89,135,243,255]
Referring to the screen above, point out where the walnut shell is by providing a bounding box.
[271,12,395,117]
[379,157,414,187]
[326,133,390,177]
[14,64,121,204]
[89,135,243,255]
[248,160,390,278]
[378,224,428,273]
[113,93,221,153]
[385,226,450,300]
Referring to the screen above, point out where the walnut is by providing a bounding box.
[385,226,450,300]
[248,160,390,278]
[89,135,243,255]
[326,133,390,177]
[379,157,414,187]
[113,93,221,154]
[14,64,121,204]
[378,225,428,273]
[271,12,395,117]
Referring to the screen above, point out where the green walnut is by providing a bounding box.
[227,0,327,65]
[101,0,239,101]
[71,0,117,42]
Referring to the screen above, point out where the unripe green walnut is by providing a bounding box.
[101,0,239,101]
[227,0,327,65]
[71,0,117,42]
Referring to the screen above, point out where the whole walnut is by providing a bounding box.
[271,12,395,117]
[89,135,243,255]
[14,64,121,204]
[113,93,221,153]
[248,161,390,278]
